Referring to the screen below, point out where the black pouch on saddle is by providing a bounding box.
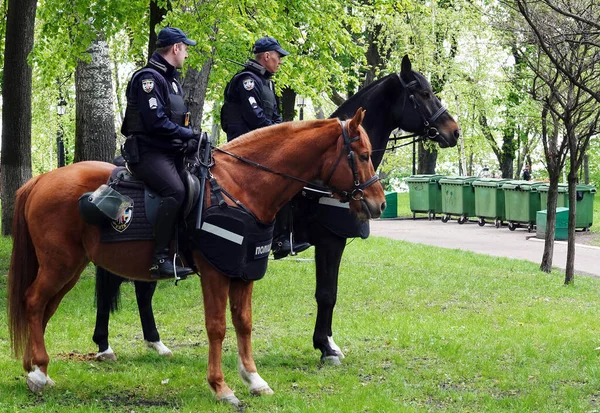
[121,136,140,165]
[315,197,370,239]
[195,204,274,281]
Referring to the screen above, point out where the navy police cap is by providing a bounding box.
[156,27,197,47]
[252,36,289,56]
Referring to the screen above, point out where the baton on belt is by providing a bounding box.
[195,132,211,230]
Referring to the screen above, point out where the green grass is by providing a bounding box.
[2,235,600,412]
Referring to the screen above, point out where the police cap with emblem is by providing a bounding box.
[156,27,197,47]
[252,36,289,56]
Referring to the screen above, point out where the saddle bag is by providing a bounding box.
[194,204,274,281]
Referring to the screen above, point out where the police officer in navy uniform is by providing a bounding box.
[221,36,310,258]
[121,27,197,278]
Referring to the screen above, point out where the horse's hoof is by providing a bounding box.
[26,367,50,393]
[321,355,342,366]
[145,340,173,357]
[217,393,242,407]
[328,337,345,360]
[96,346,117,362]
[250,385,274,396]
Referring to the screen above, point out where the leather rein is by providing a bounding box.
[214,120,379,202]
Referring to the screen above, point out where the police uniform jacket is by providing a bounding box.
[221,60,282,141]
[122,52,193,151]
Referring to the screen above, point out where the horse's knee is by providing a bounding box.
[315,290,336,308]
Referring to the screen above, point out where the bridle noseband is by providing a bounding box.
[323,120,380,202]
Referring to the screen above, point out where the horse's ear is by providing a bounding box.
[349,107,365,131]
[401,55,412,76]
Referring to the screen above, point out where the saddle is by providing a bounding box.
[78,150,275,281]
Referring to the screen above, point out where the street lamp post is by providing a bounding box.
[296,95,305,121]
[56,97,66,167]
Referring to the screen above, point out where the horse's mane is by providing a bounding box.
[330,74,398,119]
[221,118,333,151]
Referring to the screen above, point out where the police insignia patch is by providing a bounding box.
[148,97,158,110]
[172,81,178,94]
[142,79,154,93]
[111,203,133,233]
[243,78,255,91]
[248,96,258,108]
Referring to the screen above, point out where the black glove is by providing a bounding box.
[185,138,199,154]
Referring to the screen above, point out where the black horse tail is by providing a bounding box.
[95,267,124,313]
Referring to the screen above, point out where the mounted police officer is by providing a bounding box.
[121,27,198,278]
[221,36,310,258]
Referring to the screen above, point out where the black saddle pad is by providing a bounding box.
[315,197,370,239]
[100,169,154,243]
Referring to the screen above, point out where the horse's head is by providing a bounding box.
[394,55,460,148]
[323,108,386,220]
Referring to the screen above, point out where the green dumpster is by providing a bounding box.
[381,191,398,218]
[472,178,510,227]
[537,183,568,209]
[575,184,596,230]
[439,176,478,224]
[502,180,545,232]
[536,207,569,240]
[406,174,444,220]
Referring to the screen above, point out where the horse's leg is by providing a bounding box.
[196,257,239,406]
[135,280,172,357]
[92,267,125,361]
[311,224,347,365]
[229,280,273,396]
[25,262,87,392]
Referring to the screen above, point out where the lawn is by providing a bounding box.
[2,233,600,412]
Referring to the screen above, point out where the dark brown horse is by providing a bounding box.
[7,109,385,406]
[92,55,461,365]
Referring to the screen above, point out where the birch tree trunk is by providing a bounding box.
[74,37,116,162]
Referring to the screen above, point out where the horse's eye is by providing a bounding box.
[360,154,370,162]
[421,91,432,99]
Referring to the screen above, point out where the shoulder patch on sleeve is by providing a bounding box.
[248,96,258,109]
[148,97,158,109]
[242,78,255,91]
[142,79,155,93]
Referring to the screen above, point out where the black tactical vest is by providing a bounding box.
[122,67,188,137]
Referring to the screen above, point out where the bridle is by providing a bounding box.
[214,120,379,202]
[323,120,380,202]
[396,72,448,140]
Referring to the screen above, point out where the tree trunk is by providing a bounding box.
[148,0,170,58]
[182,56,213,131]
[540,181,558,272]
[280,87,296,122]
[418,143,437,174]
[1,0,37,235]
[74,37,116,163]
[564,169,578,284]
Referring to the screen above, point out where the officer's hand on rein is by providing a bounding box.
[185,139,199,154]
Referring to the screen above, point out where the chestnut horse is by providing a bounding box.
[92,55,460,365]
[7,109,385,406]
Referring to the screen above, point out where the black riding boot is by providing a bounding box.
[150,197,194,279]
[272,203,311,260]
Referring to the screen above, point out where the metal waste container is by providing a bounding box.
[536,207,569,240]
[537,183,568,210]
[406,174,444,220]
[502,180,544,232]
[439,176,478,224]
[380,191,398,218]
[575,184,596,230]
[472,178,510,227]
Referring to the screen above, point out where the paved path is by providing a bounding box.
[370,218,600,277]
